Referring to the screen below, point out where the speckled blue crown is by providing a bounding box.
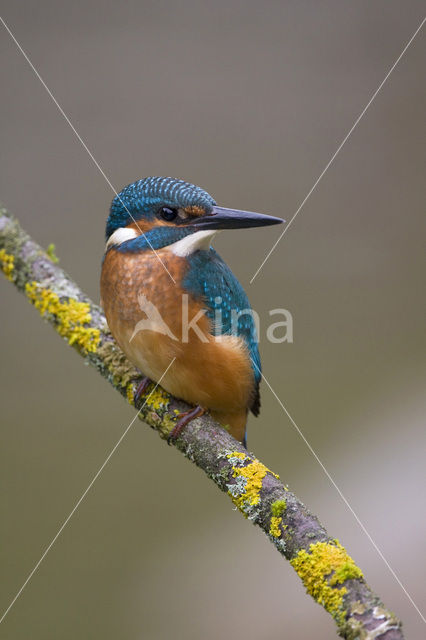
[106,176,216,239]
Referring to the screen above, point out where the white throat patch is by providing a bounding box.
[168,230,218,257]
[106,227,138,250]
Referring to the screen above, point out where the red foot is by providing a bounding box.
[168,405,205,444]
[134,376,151,407]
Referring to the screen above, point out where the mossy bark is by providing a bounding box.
[0,206,403,639]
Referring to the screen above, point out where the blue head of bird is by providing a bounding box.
[105,176,283,253]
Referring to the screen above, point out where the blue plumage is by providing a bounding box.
[184,249,261,381]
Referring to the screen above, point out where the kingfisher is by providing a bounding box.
[100,177,283,445]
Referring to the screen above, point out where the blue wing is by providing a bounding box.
[183,248,261,414]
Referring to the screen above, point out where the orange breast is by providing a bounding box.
[101,247,255,441]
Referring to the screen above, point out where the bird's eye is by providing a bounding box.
[160,207,178,222]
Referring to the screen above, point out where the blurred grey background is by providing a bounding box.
[1,2,425,638]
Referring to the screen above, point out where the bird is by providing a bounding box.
[100,177,283,445]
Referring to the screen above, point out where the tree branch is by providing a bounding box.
[0,205,403,639]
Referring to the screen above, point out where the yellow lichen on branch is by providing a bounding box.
[290,540,363,624]
[269,499,287,537]
[269,516,282,538]
[25,281,100,353]
[144,385,170,412]
[126,382,136,406]
[0,248,15,281]
[226,452,279,515]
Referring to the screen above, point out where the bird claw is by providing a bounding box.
[167,405,205,444]
[133,376,152,407]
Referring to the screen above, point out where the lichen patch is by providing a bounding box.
[0,248,15,281]
[290,541,363,624]
[268,499,287,538]
[25,281,100,353]
[225,452,278,519]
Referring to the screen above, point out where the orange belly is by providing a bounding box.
[100,248,255,442]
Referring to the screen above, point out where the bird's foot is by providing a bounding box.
[134,376,152,407]
[168,405,205,444]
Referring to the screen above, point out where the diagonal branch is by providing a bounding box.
[0,205,403,639]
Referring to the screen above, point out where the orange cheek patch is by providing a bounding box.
[184,205,205,217]
[129,219,184,231]
[126,220,155,234]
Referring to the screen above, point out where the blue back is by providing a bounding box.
[183,248,261,383]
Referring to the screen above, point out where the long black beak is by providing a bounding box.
[190,206,284,230]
